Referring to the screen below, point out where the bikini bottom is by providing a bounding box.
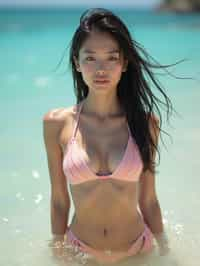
[65,223,154,264]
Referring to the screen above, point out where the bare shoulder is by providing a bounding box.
[148,113,160,145]
[149,112,159,126]
[43,106,74,132]
[42,105,76,152]
[43,106,74,124]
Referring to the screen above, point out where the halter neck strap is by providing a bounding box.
[71,101,84,140]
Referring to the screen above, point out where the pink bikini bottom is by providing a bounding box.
[65,223,154,264]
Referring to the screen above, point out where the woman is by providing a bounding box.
[43,8,170,264]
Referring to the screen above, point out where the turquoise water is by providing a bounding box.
[0,7,200,266]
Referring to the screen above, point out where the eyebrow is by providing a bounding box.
[83,49,120,54]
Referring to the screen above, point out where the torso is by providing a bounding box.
[57,104,146,251]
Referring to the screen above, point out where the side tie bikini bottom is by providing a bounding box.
[65,223,154,264]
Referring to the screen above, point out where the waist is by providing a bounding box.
[68,212,145,250]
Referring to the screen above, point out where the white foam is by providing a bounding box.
[34,194,43,204]
[32,170,40,179]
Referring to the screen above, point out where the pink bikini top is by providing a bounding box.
[63,101,144,185]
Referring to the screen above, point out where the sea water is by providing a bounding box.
[0,6,200,266]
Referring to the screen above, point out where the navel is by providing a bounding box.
[104,228,108,236]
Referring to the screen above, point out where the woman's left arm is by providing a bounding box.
[138,114,170,255]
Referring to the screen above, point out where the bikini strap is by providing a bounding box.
[71,101,84,141]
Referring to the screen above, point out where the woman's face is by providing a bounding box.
[74,30,128,93]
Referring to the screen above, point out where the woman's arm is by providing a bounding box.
[139,171,164,235]
[138,114,170,255]
[43,110,70,242]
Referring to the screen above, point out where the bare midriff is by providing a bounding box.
[68,178,146,251]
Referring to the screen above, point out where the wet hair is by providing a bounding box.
[68,7,179,174]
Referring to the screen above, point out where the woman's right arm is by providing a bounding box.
[43,110,70,242]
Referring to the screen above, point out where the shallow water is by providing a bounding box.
[0,7,200,266]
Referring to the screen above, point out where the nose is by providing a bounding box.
[95,61,107,75]
[96,69,106,75]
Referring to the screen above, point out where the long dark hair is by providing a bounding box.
[68,7,179,174]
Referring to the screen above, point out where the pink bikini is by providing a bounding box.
[63,101,154,263]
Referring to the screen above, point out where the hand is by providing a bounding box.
[48,235,65,260]
[154,231,170,256]
[158,242,170,256]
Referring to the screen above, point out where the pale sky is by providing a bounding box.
[0,0,161,7]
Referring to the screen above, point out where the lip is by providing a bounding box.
[94,79,110,83]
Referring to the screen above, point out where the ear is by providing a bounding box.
[73,56,81,72]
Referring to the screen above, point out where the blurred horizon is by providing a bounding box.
[0,0,161,8]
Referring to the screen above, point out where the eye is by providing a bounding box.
[109,56,119,61]
[85,56,94,61]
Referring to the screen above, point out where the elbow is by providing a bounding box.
[139,200,161,223]
[51,196,70,213]
[139,198,160,213]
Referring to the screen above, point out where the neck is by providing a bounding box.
[82,95,125,120]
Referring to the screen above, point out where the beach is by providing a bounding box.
[0,7,200,266]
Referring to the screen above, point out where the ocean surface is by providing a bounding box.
[0,7,200,266]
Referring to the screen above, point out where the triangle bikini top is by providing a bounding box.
[62,101,144,185]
